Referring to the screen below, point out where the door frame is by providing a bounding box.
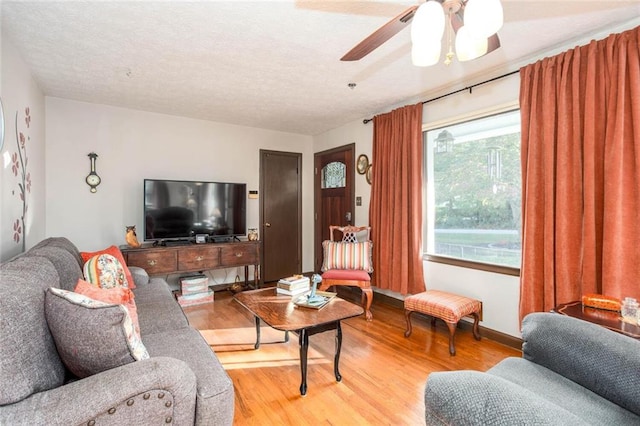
[314,143,356,272]
[259,149,303,284]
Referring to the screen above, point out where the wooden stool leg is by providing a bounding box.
[445,321,458,356]
[471,312,481,341]
[404,310,413,337]
[362,288,373,321]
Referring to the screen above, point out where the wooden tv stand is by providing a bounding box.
[120,240,260,288]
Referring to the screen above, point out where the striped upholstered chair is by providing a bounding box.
[319,225,373,321]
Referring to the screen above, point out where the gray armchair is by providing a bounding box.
[424,312,640,425]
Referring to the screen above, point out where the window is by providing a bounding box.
[424,109,521,271]
[321,161,346,189]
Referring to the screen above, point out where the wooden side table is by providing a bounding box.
[553,301,640,339]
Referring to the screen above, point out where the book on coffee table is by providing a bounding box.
[276,285,310,296]
[293,291,337,310]
[278,275,310,290]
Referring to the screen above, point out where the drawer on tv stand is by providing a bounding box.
[220,243,258,267]
[178,246,220,271]
[127,250,177,275]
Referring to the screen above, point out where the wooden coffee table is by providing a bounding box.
[233,287,364,395]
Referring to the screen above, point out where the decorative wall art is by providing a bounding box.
[356,154,369,174]
[10,107,32,251]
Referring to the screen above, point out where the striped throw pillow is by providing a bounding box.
[83,254,129,289]
[321,240,373,273]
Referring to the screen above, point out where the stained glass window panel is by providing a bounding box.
[321,161,346,189]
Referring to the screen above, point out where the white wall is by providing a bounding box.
[422,73,522,337]
[0,35,46,261]
[45,98,315,283]
[313,73,523,337]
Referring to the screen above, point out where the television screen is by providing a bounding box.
[143,179,246,242]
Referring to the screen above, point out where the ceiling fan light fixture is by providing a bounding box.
[412,40,441,67]
[464,0,504,40]
[411,0,445,43]
[455,26,488,61]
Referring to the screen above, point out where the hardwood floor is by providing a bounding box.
[183,289,521,425]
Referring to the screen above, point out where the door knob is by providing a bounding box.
[264,222,271,227]
[345,211,352,222]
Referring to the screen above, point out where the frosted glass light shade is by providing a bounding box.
[455,26,488,61]
[464,0,503,40]
[411,1,445,43]
[412,40,441,67]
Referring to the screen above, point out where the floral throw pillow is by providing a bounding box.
[80,245,136,289]
[83,253,129,289]
[44,287,149,378]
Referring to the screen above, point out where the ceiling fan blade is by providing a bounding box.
[341,5,418,61]
[486,33,501,54]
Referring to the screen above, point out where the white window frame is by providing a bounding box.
[422,102,521,276]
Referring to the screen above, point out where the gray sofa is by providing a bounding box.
[424,312,640,425]
[0,237,234,425]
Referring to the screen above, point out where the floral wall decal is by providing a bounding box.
[11,107,31,251]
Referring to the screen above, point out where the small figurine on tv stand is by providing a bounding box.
[125,225,141,248]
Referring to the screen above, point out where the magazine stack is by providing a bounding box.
[276,274,310,296]
[177,274,214,307]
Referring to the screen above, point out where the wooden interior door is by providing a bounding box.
[314,144,355,272]
[260,150,302,283]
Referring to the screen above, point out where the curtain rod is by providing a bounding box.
[362,69,520,124]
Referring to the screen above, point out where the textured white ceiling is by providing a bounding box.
[2,1,639,135]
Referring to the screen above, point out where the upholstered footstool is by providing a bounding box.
[404,290,481,355]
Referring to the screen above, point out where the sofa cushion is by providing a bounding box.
[80,245,136,288]
[74,278,140,334]
[424,370,585,425]
[488,357,640,424]
[133,278,189,335]
[0,256,66,405]
[25,246,83,291]
[45,288,149,378]
[83,253,130,289]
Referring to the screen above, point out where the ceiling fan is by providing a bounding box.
[341,0,503,66]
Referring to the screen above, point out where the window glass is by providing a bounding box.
[321,161,346,189]
[424,109,521,269]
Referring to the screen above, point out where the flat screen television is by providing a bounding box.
[143,179,246,243]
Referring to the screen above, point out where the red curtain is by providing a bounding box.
[519,26,640,319]
[369,103,425,295]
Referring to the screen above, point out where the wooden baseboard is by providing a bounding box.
[339,286,523,351]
